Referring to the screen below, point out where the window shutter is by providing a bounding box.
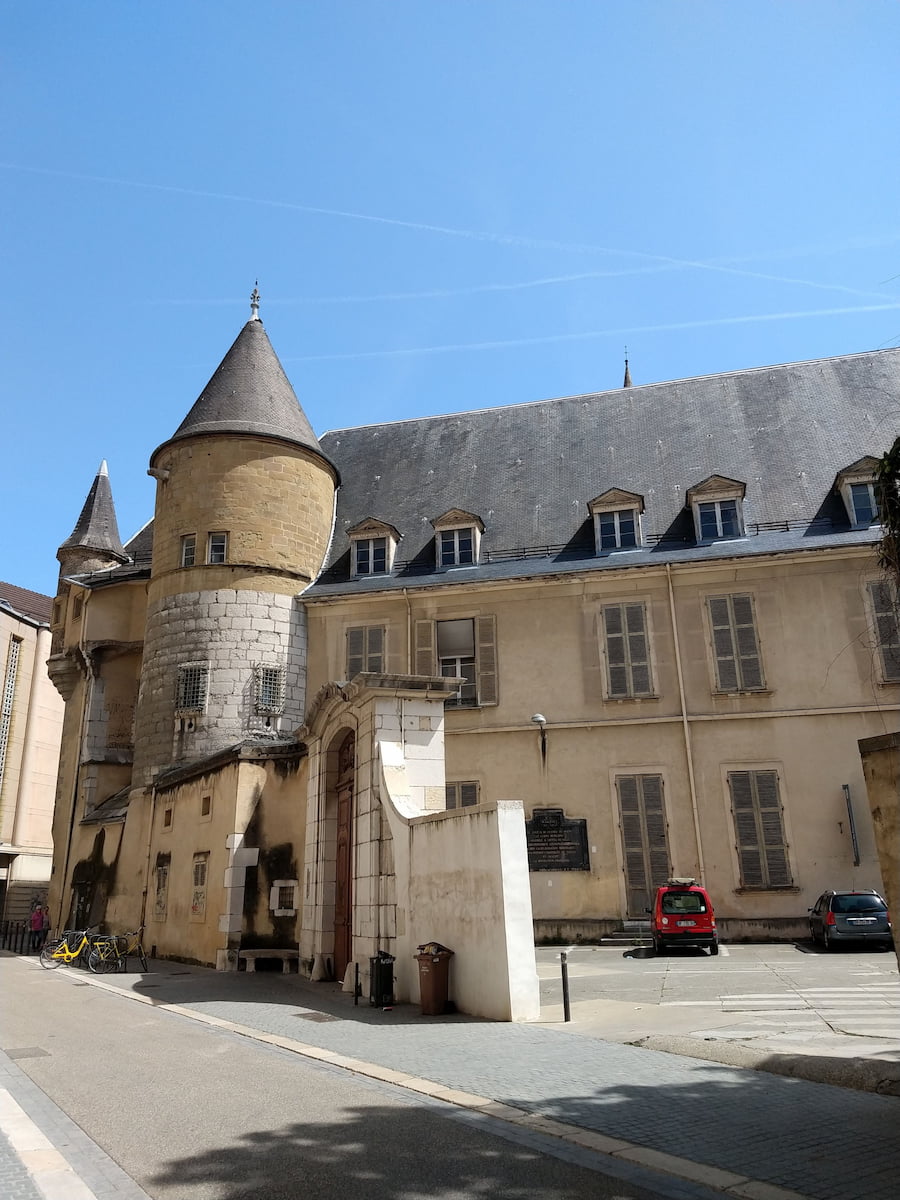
[365,626,385,672]
[475,614,498,705]
[625,603,652,696]
[729,770,763,887]
[641,775,670,890]
[460,782,479,807]
[731,595,764,689]
[755,770,792,886]
[869,581,900,681]
[617,776,648,903]
[347,628,365,678]
[414,619,436,677]
[709,597,739,691]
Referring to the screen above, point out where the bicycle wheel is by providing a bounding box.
[88,945,120,974]
[40,941,63,969]
[136,945,149,973]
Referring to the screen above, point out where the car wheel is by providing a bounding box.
[823,930,834,952]
[653,936,664,955]
[708,941,719,956]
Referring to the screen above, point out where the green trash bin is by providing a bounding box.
[415,942,453,1015]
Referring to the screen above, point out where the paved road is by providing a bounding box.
[0,954,716,1200]
[536,943,900,1062]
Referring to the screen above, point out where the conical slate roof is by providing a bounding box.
[152,318,325,462]
[59,461,127,559]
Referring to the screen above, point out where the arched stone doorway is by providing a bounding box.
[332,730,355,981]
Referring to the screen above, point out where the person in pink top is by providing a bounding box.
[30,904,45,952]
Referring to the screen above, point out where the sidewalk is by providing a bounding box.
[11,952,900,1200]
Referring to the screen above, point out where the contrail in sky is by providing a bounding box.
[286,302,900,362]
[2,161,897,302]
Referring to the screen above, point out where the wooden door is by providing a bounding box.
[333,734,355,980]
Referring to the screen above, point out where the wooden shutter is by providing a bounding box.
[475,614,498,705]
[604,604,651,697]
[625,603,652,695]
[729,769,791,887]
[708,597,739,690]
[365,626,384,672]
[869,581,900,681]
[603,605,629,697]
[731,595,764,688]
[617,774,669,916]
[414,619,436,677]
[347,627,365,677]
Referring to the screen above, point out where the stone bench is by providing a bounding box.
[238,949,300,974]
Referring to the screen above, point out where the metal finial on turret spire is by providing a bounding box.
[250,282,260,321]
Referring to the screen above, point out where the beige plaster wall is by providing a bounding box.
[858,732,900,971]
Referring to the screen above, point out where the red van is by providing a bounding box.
[651,878,718,955]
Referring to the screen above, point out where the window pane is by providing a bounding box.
[208,533,227,564]
[598,513,617,548]
[440,530,456,566]
[719,500,740,537]
[851,483,877,525]
[617,511,637,547]
[698,503,719,539]
[437,619,475,657]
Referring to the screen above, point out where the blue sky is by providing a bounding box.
[3,1,900,596]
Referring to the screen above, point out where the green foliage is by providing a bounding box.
[875,438,900,583]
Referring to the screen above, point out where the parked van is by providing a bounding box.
[651,878,718,955]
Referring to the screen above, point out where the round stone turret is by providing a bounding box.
[131,309,338,782]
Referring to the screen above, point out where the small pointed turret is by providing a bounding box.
[623,353,633,389]
[57,461,128,579]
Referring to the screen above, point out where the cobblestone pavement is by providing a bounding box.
[10,951,900,1200]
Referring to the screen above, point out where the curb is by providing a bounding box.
[630,1033,900,1097]
[20,956,817,1200]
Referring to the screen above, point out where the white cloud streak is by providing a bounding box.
[3,161,898,303]
[286,303,900,362]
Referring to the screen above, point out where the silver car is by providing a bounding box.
[808,889,893,950]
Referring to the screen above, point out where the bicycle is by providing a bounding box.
[39,927,100,970]
[87,926,148,974]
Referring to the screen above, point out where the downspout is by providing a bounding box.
[55,585,92,932]
[666,563,705,883]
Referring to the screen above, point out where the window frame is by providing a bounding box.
[180,533,197,568]
[175,662,209,715]
[696,498,743,541]
[353,536,388,576]
[866,578,900,683]
[269,878,298,917]
[446,781,480,809]
[207,531,228,564]
[431,510,484,569]
[346,625,386,677]
[600,601,655,699]
[726,768,793,890]
[596,507,640,552]
[414,614,498,707]
[706,593,766,693]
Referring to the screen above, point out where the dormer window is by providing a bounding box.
[589,490,644,554]
[347,518,401,578]
[687,477,746,543]
[432,510,484,568]
[835,459,881,528]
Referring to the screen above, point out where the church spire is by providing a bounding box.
[623,348,633,388]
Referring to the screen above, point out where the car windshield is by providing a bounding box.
[661,892,706,914]
[831,894,886,914]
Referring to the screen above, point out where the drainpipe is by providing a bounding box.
[665,564,705,883]
[403,588,412,673]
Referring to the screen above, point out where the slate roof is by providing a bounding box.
[0,582,53,624]
[59,461,127,561]
[151,318,332,468]
[307,348,900,596]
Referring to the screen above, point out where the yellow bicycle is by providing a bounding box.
[87,926,148,974]
[39,928,99,970]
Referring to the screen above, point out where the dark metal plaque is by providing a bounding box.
[526,807,590,871]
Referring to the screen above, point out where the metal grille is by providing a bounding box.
[0,636,22,795]
[254,664,286,714]
[176,663,208,713]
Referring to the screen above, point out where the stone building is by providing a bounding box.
[46,294,900,1017]
[0,582,64,922]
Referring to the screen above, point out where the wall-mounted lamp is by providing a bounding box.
[531,713,548,763]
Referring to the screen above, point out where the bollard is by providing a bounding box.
[560,950,571,1022]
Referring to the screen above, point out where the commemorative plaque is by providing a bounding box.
[525,807,590,871]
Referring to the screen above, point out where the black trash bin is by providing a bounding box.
[369,950,395,1007]
[415,942,454,1015]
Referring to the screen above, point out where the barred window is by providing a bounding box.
[602,603,653,698]
[347,626,385,677]
[254,664,286,714]
[278,884,295,909]
[446,781,479,809]
[707,594,765,691]
[176,663,209,713]
[728,770,792,889]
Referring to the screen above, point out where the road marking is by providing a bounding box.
[0,1088,99,1200]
